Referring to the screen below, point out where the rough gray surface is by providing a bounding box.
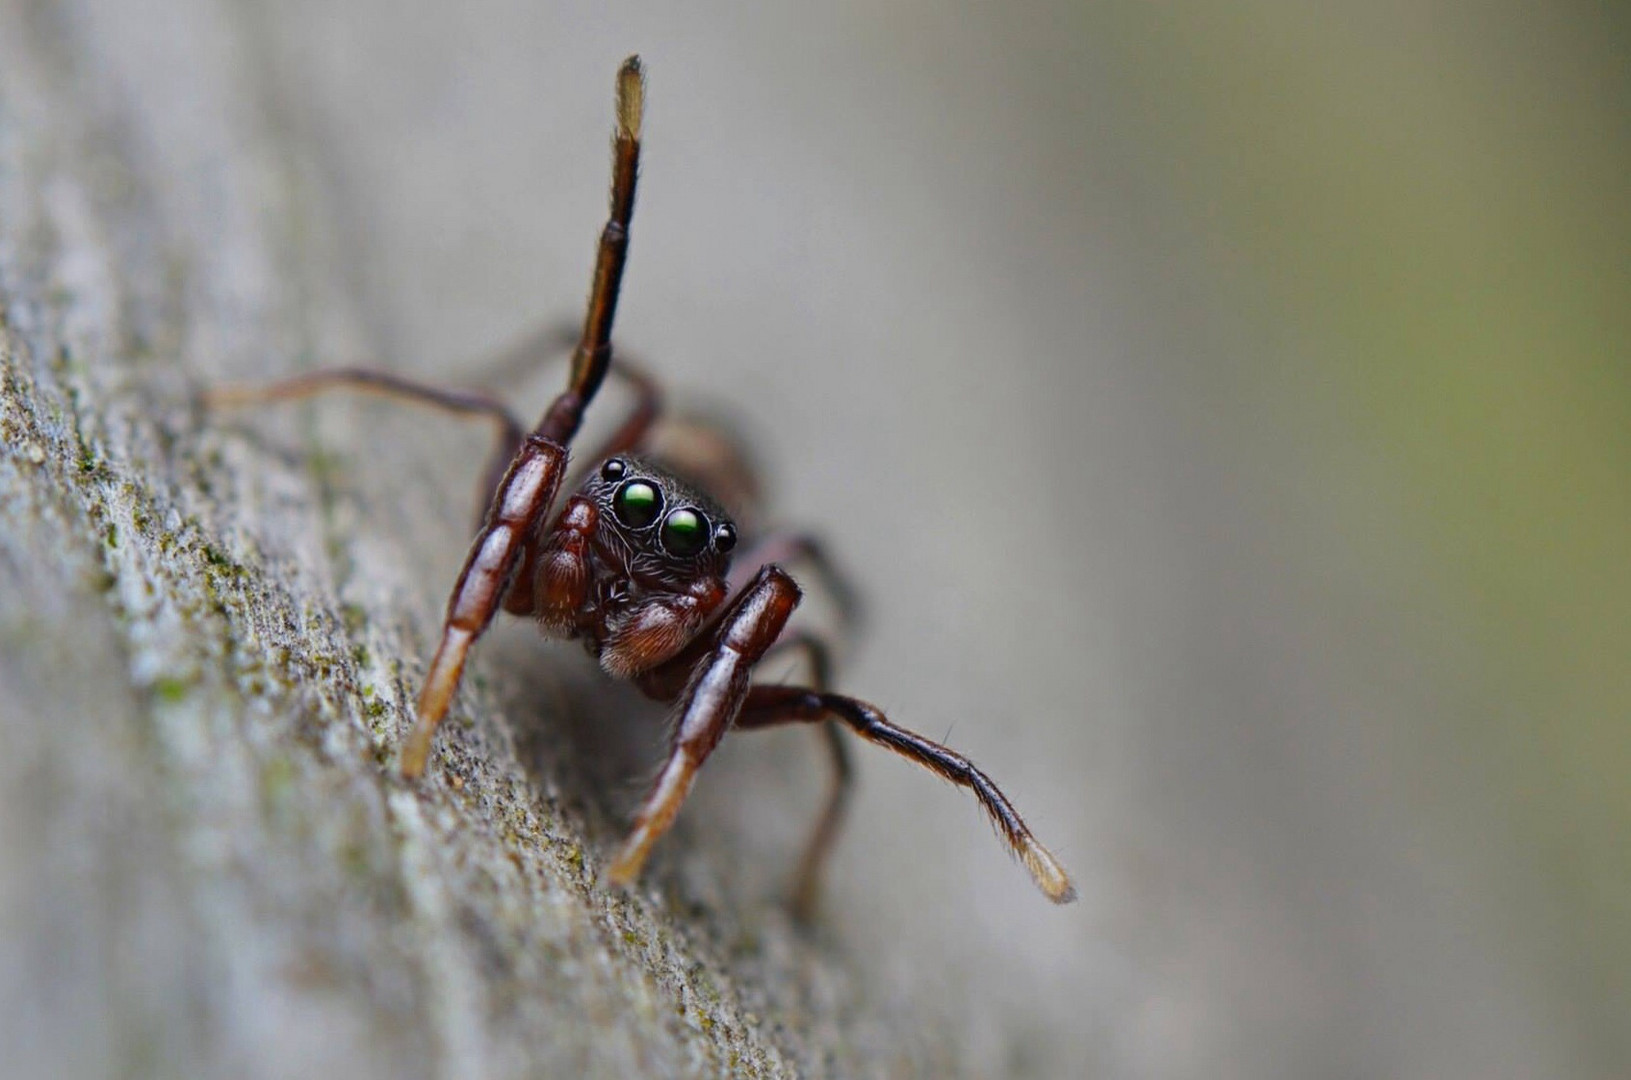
[4,2,1613,1078]
[0,5,940,1077]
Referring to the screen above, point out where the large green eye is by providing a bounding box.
[660,507,709,557]
[613,479,663,528]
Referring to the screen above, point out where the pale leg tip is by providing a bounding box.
[1021,839,1078,904]
[603,839,648,891]
[399,720,435,779]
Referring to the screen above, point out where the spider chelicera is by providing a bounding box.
[212,56,1075,913]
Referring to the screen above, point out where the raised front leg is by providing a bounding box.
[604,566,802,887]
[405,55,647,777]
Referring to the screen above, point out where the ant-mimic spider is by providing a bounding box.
[212,57,1075,916]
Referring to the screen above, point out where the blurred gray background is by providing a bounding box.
[4,1,1628,1077]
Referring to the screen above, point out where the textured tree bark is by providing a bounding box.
[0,4,948,1077]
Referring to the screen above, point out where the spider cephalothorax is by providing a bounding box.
[535,455,740,677]
[212,56,1076,916]
[588,455,738,581]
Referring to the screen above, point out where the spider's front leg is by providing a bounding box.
[605,566,801,887]
[403,54,646,776]
[401,436,566,777]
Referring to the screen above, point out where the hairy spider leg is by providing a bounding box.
[626,556,854,915]
[605,565,802,887]
[207,352,661,744]
[733,686,1079,905]
[501,363,662,619]
[628,531,860,698]
[213,354,659,515]
[403,55,647,777]
[204,369,526,445]
[558,360,662,494]
[205,369,528,524]
[727,532,863,631]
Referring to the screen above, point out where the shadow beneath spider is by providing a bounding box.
[482,628,668,849]
[482,627,848,921]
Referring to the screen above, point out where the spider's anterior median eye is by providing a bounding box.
[660,507,710,557]
[613,479,663,528]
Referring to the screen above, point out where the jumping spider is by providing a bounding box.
[213,56,1075,913]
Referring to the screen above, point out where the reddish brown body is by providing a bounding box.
[211,57,1075,914]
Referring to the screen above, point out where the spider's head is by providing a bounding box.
[583,456,738,582]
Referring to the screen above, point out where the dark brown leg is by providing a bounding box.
[406,56,646,777]
[734,686,1077,904]
[728,533,862,630]
[402,436,566,776]
[506,355,664,617]
[204,369,558,776]
[211,356,659,535]
[624,546,848,701]
[483,353,658,522]
[752,632,851,919]
[205,368,529,527]
[535,57,643,446]
[207,59,648,780]
[204,368,526,445]
[605,565,802,887]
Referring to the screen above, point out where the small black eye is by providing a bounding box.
[612,479,662,528]
[600,458,627,481]
[713,522,737,554]
[660,507,710,557]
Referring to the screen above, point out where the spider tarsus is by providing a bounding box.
[604,750,699,887]
[402,626,475,777]
[1020,837,1078,904]
[399,724,433,780]
[617,55,644,140]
